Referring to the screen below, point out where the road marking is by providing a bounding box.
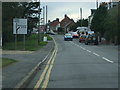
[93,53,100,56]
[34,36,58,89]
[82,48,86,50]
[102,57,114,63]
[79,46,82,48]
[70,42,114,64]
[41,38,58,89]
[86,50,91,53]
[41,49,57,89]
[34,49,56,89]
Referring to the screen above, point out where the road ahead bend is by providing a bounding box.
[47,35,118,88]
[29,35,118,88]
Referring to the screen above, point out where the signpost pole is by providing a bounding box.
[23,34,25,50]
[15,22,17,50]
[15,34,17,50]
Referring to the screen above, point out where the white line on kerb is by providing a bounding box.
[93,53,100,56]
[102,57,114,63]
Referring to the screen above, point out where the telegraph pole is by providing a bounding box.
[43,6,45,25]
[46,5,47,32]
[96,0,98,9]
[80,8,82,27]
[38,0,41,44]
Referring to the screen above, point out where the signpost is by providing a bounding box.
[13,18,27,50]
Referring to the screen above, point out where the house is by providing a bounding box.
[49,18,60,32]
[60,14,75,33]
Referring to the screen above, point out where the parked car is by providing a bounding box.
[46,31,56,35]
[85,34,98,45]
[64,33,73,41]
[72,32,79,38]
[79,35,86,42]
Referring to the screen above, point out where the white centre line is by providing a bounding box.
[82,48,86,50]
[70,42,114,64]
[86,50,91,53]
[102,57,114,63]
[93,53,100,56]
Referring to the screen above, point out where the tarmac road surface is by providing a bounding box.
[28,35,118,88]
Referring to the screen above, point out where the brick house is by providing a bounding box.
[60,14,75,33]
[49,18,60,32]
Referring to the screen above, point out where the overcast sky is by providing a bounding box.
[41,2,95,22]
[40,0,110,22]
[0,0,111,22]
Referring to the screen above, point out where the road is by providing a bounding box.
[28,35,118,88]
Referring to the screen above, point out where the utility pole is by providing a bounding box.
[38,0,41,44]
[80,8,82,27]
[46,5,47,32]
[43,6,45,25]
[96,0,98,9]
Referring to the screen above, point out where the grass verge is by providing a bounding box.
[2,58,17,68]
[3,34,52,51]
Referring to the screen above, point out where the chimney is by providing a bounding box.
[48,20,51,23]
[65,14,67,18]
[56,18,59,22]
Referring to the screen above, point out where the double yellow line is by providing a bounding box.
[34,38,58,90]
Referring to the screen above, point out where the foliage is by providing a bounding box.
[2,58,17,67]
[24,2,40,31]
[118,2,120,44]
[3,34,49,51]
[91,2,119,44]
[70,19,88,32]
[42,34,53,41]
[90,3,107,36]
[2,2,26,44]
[2,2,40,45]
[57,27,64,34]
[104,6,118,44]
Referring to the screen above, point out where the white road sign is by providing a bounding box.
[13,18,27,34]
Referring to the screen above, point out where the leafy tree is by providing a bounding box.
[2,2,40,45]
[104,5,118,44]
[91,3,107,36]
[70,19,88,31]
[24,2,40,31]
[2,2,26,45]
[57,27,64,34]
[118,2,120,44]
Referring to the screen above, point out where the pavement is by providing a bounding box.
[2,40,54,88]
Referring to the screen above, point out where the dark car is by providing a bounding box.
[85,34,98,45]
[64,33,73,41]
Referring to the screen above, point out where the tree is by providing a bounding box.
[91,3,107,36]
[2,2,40,45]
[57,27,64,34]
[2,2,26,45]
[70,19,88,32]
[104,5,118,44]
[24,2,40,31]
